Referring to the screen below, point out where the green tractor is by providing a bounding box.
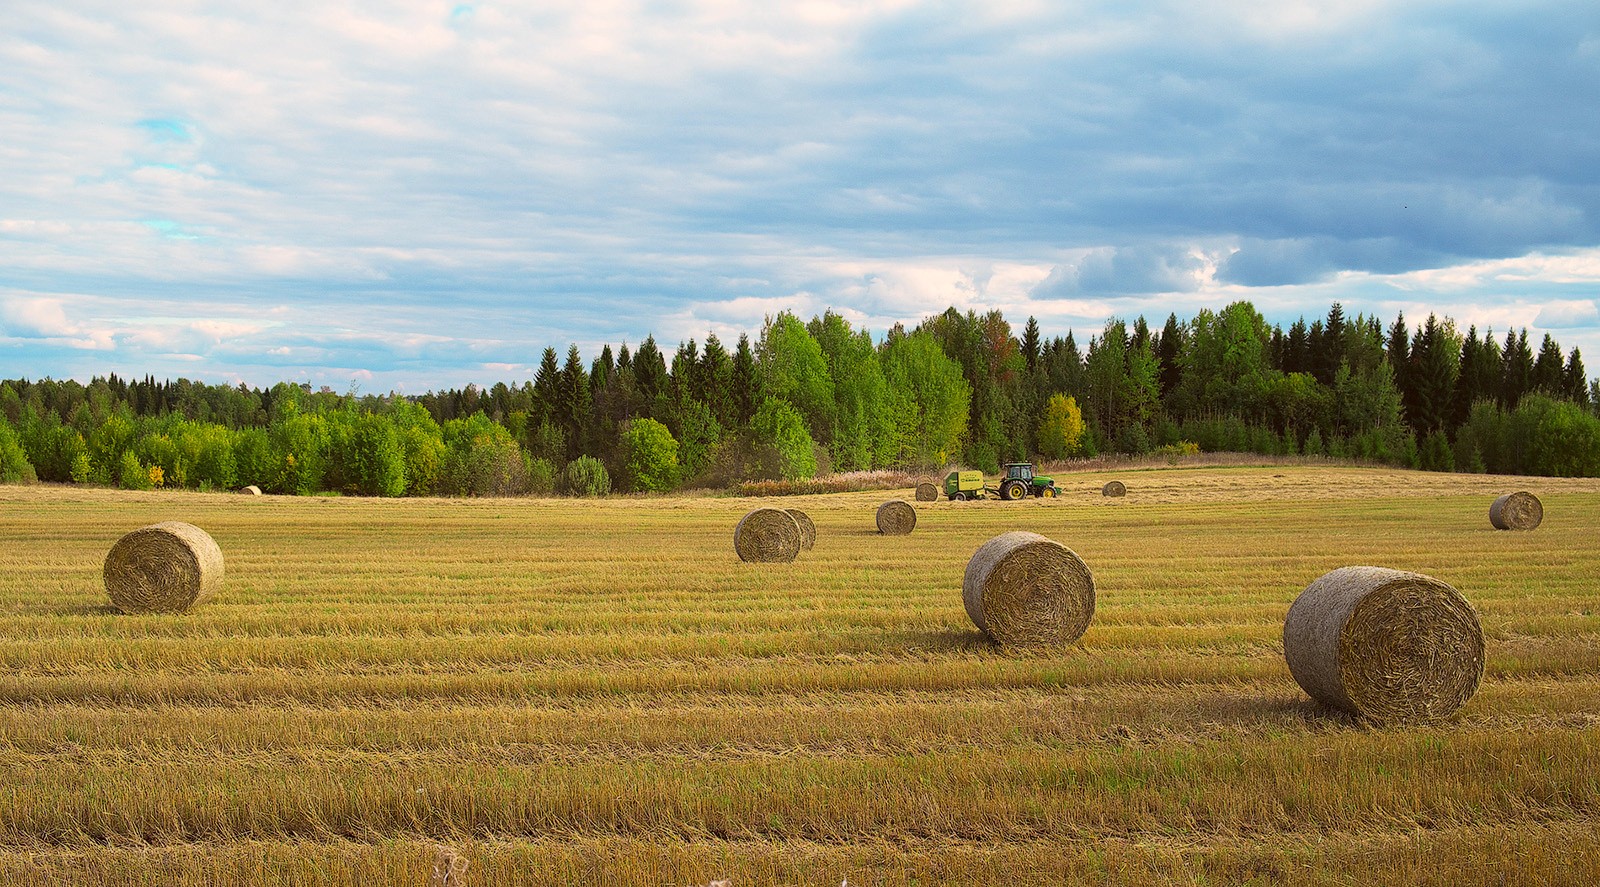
[944,462,1058,501]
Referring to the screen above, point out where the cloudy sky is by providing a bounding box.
[3,1,1598,391]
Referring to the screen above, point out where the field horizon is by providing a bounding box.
[1,465,1596,885]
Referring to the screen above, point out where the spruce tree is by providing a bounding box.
[1501,329,1534,409]
[1564,348,1589,405]
[1532,333,1565,395]
[1021,316,1041,372]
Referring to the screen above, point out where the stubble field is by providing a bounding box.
[0,465,1597,886]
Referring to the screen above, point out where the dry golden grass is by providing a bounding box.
[0,466,1597,885]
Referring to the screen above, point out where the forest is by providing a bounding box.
[3,300,1600,495]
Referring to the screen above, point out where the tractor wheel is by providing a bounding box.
[950,491,967,501]
[1002,480,1026,501]
[1048,486,1059,497]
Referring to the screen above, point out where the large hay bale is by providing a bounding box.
[914,481,940,501]
[239,485,262,496]
[876,500,916,535]
[733,508,801,563]
[785,509,816,551]
[1102,480,1126,497]
[1489,491,1542,530]
[1283,566,1484,724]
[963,531,1095,647]
[103,521,224,614]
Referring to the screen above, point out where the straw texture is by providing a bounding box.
[785,509,816,551]
[875,500,917,535]
[1102,480,1126,497]
[103,521,225,614]
[914,482,940,501]
[1489,491,1542,530]
[239,485,262,496]
[733,508,802,563]
[1283,566,1484,724]
[962,531,1095,647]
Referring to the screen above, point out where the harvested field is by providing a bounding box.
[0,466,1597,886]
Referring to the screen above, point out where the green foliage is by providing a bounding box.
[749,398,818,480]
[1507,395,1600,477]
[881,331,970,467]
[440,413,528,496]
[812,311,892,471]
[348,412,406,497]
[0,419,37,484]
[619,417,679,492]
[6,300,1600,489]
[671,398,722,483]
[558,455,611,497]
[391,402,445,496]
[526,457,556,495]
[273,413,329,495]
[233,428,277,490]
[117,450,152,491]
[758,312,835,442]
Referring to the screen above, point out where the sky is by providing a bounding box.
[2,0,1599,393]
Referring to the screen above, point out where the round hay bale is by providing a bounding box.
[1489,491,1542,530]
[785,509,816,551]
[875,500,917,535]
[963,531,1095,647]
[914,481,940,501]
[1283,566,1484,724]
[103,521,224,614]
[1102,480,1126,497]
[733,508,801,563]
[239,485,262,496]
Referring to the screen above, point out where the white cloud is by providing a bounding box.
[1534,300,1600,329]
[0,297,77,337]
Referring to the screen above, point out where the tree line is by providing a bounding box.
[3,301,1599,495]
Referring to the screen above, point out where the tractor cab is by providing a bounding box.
[1003,463,1035,482]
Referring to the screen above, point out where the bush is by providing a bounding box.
[233,428,278,490]
[347,413,406,497]
[619,417,679,492]
[558,455,610,497]
[749,399,817,480]
[118,450,153,491]
[526,457,556,495]
[1512,395,1600,477]
[0,420,37,484]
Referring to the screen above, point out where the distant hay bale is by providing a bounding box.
[103,521,224,614]
[875,500,917,535]
[915,481,940,501]
[1102,480,1126,497]
[733,508,801,563]
[239,485,262,496]
[1489,491,1542,530]
[1283,566,1484,724]
[785,509,816,551]
[963,531,1095,647]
